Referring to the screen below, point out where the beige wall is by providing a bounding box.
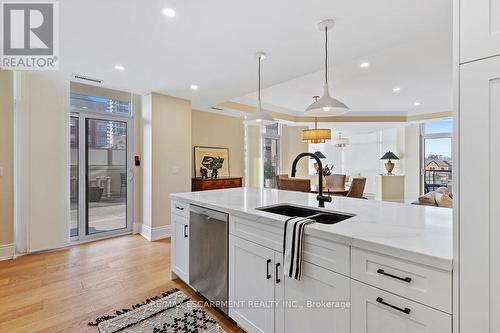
[246,125,262,187]
[0,70,14,246]
[142,93,191,228]
[191,110,244,178]
[16,72,69,252]
[281,125,309,179]
[133,94,142,227]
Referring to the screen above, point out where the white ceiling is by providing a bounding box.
[45,0,452,116]
[234,38,452,116]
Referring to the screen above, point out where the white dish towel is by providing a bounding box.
[283,216,315,280]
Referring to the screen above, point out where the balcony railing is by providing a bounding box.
[424,169,452,193]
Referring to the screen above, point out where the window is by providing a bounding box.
[262,124,280,188]
[421,119,453,194]
[70,93,131,114]
[69,82,132,115]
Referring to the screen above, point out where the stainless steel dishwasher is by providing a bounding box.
[189,205,229,314]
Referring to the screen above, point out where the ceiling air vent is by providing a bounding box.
[209,106,224,111]
[71,74,103,84]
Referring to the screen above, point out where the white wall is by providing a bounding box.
[404,123,421,200]
[310,127,406,196]
[281,125,309,178]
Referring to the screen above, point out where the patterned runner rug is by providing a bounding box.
[89,288,225,333]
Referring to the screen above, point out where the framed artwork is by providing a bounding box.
[194,146,230,178]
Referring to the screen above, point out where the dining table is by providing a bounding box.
[310,184,349,196]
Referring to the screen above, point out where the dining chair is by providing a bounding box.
[346,177,367,198]
[276,175,311,193]
[325,174,346,190]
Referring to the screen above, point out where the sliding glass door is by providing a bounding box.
[69,84,133,241]
[70,112,133,240]
[70,116,79,238]
[85,118,129,235]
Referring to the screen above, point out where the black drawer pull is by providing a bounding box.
[376,297,411,314]
[275,263,281,284]
[377,269,412,283]
[175,205,185,211]
[266,259,271,279]
[184,225,188,237]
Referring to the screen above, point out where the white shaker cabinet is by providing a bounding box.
[171,210,189,283]
[459,55,500,332]
[351,280,451,333]
[460,0,500,63]
[229,235,277,333]
[275,261,350,333]
[229,234,351,333]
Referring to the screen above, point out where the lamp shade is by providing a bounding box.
[332,132,349,147]
[302,128,331,143]
[244,103,275,125]
[304,83,349,116]
[380,151,399,160]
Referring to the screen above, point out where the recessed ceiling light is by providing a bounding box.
[393,87,401,92]
[360,62,370,68]
[114,64,125,71]
[414,101,421,106]
[162,8,176,17]
[190,84,198,90]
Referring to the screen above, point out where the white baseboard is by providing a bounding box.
[140,224,171,241]
[133,222,142,234]
[0,243,15,261]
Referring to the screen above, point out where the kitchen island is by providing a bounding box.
[170,187,453,333]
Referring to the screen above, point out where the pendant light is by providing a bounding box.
[302,96,332,143]
[305,19,349,116]
[333,132,349,147]
[244,52,275,125]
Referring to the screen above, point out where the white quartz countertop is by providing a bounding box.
[170,187,453,271]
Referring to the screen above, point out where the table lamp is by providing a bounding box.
[380,151,399,175]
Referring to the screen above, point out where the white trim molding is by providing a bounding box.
[133,222,142,234]
[140,224,171,241]
[0,243,15,261]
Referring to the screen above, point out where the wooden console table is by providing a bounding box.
[192,177,243,192]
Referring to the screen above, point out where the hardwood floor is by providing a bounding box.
[0,235,244,333]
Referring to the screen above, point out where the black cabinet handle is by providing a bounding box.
[184,225,188,237]
[175,205,184,211]
[377,269,412,283]
[275,263,281,284]
[266,259,271,279]
[376,297,411,314]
